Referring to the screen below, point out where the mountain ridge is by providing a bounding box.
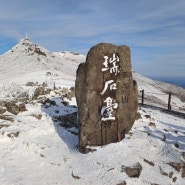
[0,38,85,86]
[0,39,185,111]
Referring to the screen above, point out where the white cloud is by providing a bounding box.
[0,0,185,76]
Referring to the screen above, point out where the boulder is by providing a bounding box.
[5,102,20,115]
[75,43,138,149]
[5,102,26,115]
[33,86,44,99]
[122,163,142,178]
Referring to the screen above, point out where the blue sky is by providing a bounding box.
[0,0,185,77]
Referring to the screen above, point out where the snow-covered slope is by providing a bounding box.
[133,72,185,112]
[0,40,185,185]
[1,38,184,108]
[0,38,85,100]
[0,38,85,88]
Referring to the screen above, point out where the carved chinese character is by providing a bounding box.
[122,95,128,103]
[102,56,109,72]
[110,61,120,75]
[102,53,120,75]
[101,97,118,121]
[100,80,117,95]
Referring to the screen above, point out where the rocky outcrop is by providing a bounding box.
[122,163,142,178]
[5,102,26,115]
[33,86,45,99]
[0,101,26,115]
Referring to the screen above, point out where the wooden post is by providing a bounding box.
[141,90,144,105]
[168,92,171,111]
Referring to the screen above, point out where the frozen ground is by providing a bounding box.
[0,95,185,185]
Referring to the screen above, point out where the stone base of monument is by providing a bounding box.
[75,43,138,152]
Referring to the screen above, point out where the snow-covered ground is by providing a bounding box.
[134,72,185,113]
[0,39,185,185]
[1,97,185,185]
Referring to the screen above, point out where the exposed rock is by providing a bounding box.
[33,97,47,104]
[78,146,96,154]
[33,86,44,99]
[50,100,56,106]
[70,86,75,97]
[169,171,173,178]
[34,47,46,56]
[181,164,185,178]
[159,167,168,176]
[0,101,6,107]
[174,143,179,148]
[68,130,78,136]
[167,162,181,172]
[58,112,78,128]
[7,131,20,138]
[31,114,42,120]
[0,124,10,129]
[71,171,80,180]
[167,162,185,178]
[135,112,141,120]
[43,98,52,106]
[144,114,151,119]
[4,102,26,115]
[164,129,169,132]
[59,87,74,100]
[117,181,127,185]
[16,91,29,102]
[172,177,177,182]
[44,88,52,95]
[31,85,52,101]
[5,102,20,115]
[144,159,155,166]
[122,162,142,178]
[0,115,14,122]
[18,103,27,112]
[149,122,156,128]
[76,43,138,148]
[62,101,70,106]
[162,134,166,142]
[26,82,36,86]
[0,106,6,114]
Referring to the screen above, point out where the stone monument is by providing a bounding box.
[75,43,138,151]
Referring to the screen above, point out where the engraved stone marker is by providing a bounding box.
[75,43,138,151]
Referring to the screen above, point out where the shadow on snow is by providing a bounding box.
[140,103,185,150]
[41,97,79,151]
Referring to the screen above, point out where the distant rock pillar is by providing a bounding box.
[75,43,138,151]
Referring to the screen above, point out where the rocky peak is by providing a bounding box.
[9,38,47,57]
[0,38,86,98]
